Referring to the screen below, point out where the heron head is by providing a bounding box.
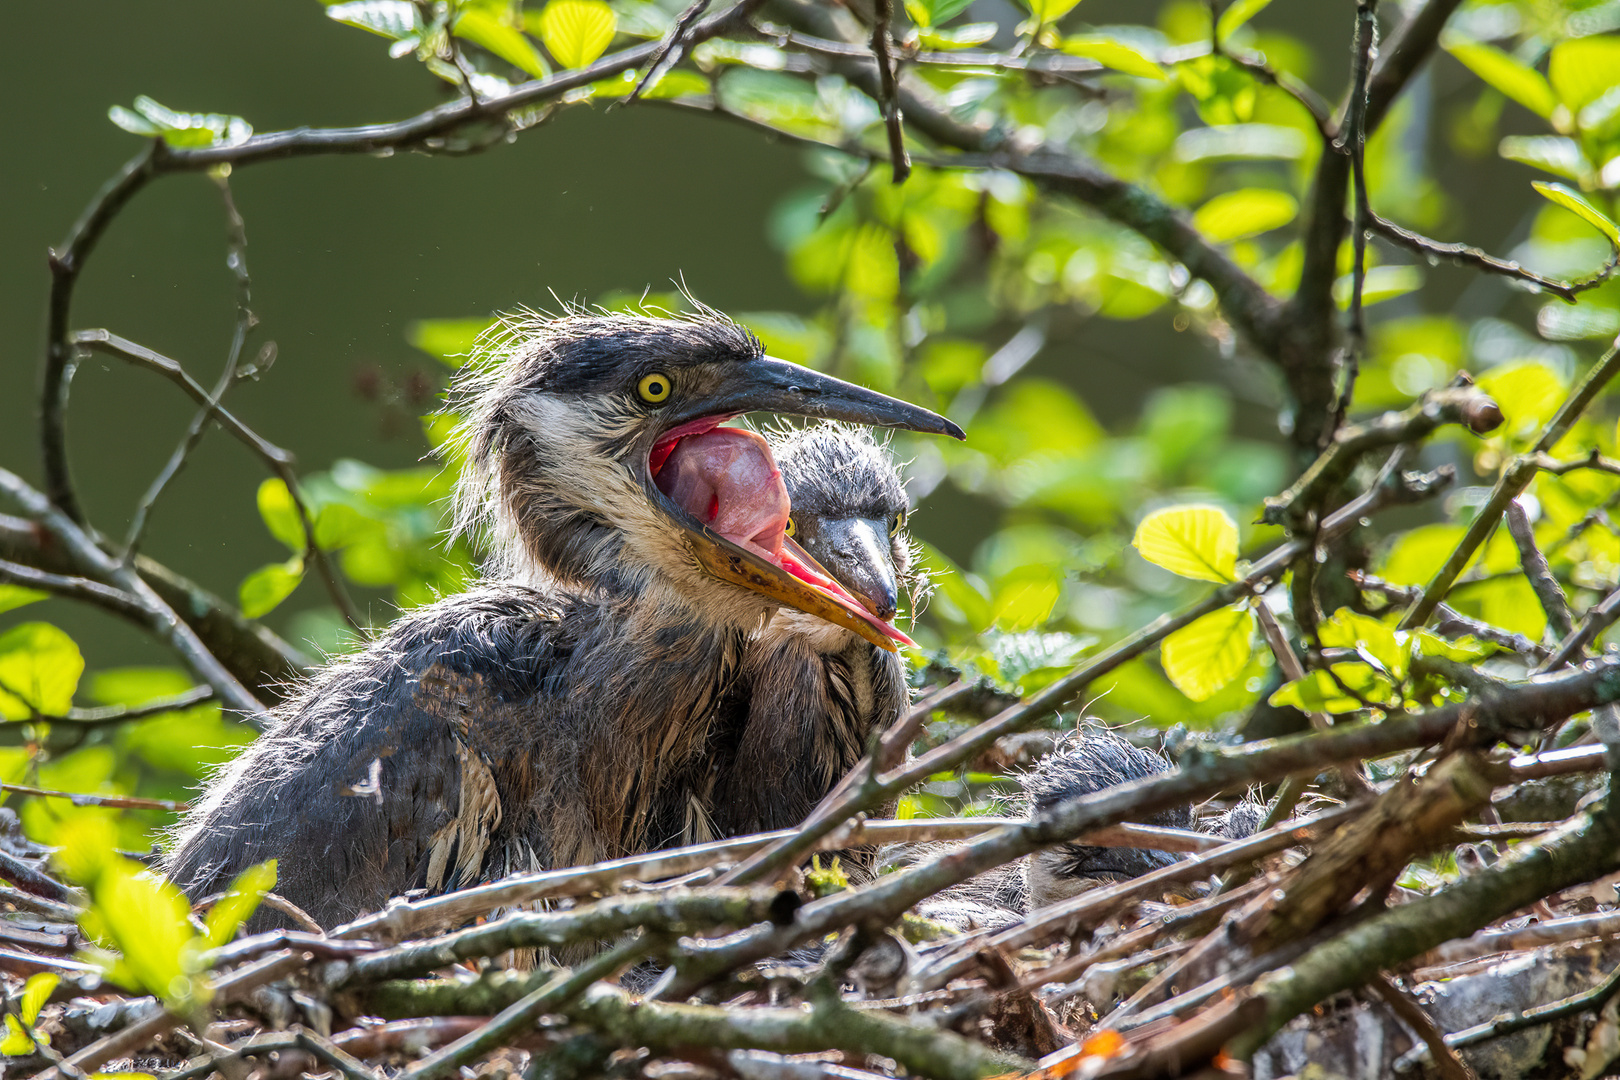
[450,311,961,648]
[771,422,916,637]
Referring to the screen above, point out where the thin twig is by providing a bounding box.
[1337,0,1379,421]
[120,176,256,563]
[1402,336,1620,629]
[1506,498,1574,639]
[399,935,652,1080]
[625,0,712,103]
[71,329,364,632]
[0,783,187,812]
[1371,975,1478,1080]
[1444,960,1620,1053]
[0,466,267,723]
[0,558,147,622]
[869,0,910,184]
[1370,211,1620,303]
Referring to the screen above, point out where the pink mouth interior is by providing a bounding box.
[651,420,912,646]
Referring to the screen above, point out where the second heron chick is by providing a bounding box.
[702,422,918,845]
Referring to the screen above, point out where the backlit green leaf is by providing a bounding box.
[1132,504,1239,583]
[406,317,497,367]
[1193,188,1297,241]
[591,68,710,99]
[239,557,305,619]
[108,96,252,149]
[0,585,47,616]
[1548,35,1620,114]
[1445,41,1556,120]
[1499,135,1590,183]
[204,861,277,948]
[1532,181,1620,246]
[94,859,201,1006]
[1318,607,1406,679]
[904,0,976,27]
[1334,264,1424,308]
[915,22,997,48]
[1269,668,1361,713]
[257,478,305,553]
[1215,0,1271,43]
[20,973,59,1027]
[1415,631,1497,663]
[0,623,83,720]
[1161,604,1254,701]
[326,0,418,40]
[1478,360,1567,440]
[1,1015,35,1056]
[535,0,616,69]
[1061,36,1165,80]
[454,7,549,78]
[1019,0,1082,26]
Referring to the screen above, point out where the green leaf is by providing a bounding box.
[1269,668,1362,713]
[1548,35,1620,114]
[1161,604,1254,701]
[108,96,252,149]
[1499,135,1591,183]
[1215,0,1271,43]
[203,861,277,948]
[0,585,48,616]
[1019,0,1082,26]
[1318,607,1406,680]
[453,7,549,78]
[325,0,419,40]
[256,478,306,553]
[591,68,710,99]
[991,570,1062,631]
[1192,188,1297,241]
[0,623,83,719]
[1132,504,1239,583]
[239,557,305,619]
[1532,181,1620,246]
[535,0,616,69]
[1061,36,1165,80]
[914,22,997,48]
[93,859,201,1006]
[1333,264,1424,308]
[20,972,59,1027]
[1444,41,1556,120]
[1,1015,35,1056]
[903,0,976,27]
[1478,360,1567,440]
[406,317,497,367]
[1415,631,1497,663]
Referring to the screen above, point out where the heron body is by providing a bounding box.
[705,424,916,846]
[164,312,961,929]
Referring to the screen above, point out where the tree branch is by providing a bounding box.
[1370,211,1620,303]
[0,468,268,723]
[1506,498,1574,639]
[1232,782,1620,1058]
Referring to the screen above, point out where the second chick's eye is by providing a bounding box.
[785,516,797,538]
[890,510,906,536]
[638,372,672,403]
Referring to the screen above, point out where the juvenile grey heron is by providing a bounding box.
[701,423,916,848]
[163,311,961,928]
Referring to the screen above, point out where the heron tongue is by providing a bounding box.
[653,426,910,646]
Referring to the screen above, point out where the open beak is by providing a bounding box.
[649,358,957,649]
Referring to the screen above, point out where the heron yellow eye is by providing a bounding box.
[785,517,797,538]
[890,511,906,536]
[638,373,672,403]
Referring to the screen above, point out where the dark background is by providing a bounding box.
[3,1,1541,666]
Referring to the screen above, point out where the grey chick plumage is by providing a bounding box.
[163,313,958,929]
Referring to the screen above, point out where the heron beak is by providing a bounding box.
[806,517,900,622]
[650,358,951,648]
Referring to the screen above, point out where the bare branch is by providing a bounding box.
[0,783,187,812]
[0,466,268,723]
[1370,211,1620,303]
[868,0,909,185]
[1506,498,1574,639]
